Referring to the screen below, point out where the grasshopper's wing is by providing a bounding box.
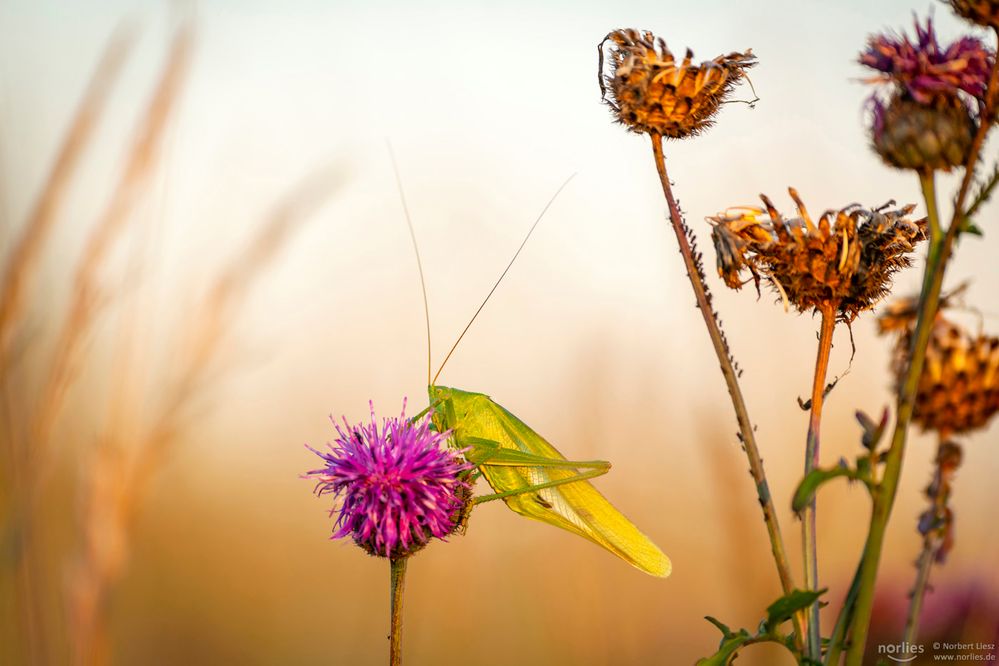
[432,386,671,578]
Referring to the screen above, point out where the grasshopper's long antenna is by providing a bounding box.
[387,142,432,386]
[432,173,576,385]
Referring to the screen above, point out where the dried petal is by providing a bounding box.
[708,189,925,320]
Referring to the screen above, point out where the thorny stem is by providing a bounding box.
[902,438,955,648]
[902,538,938,648]
[803,303,837,661]
[864,50,999,653]
[389,557,408,666]
[833,48,999,639]
[844,98,991,662]
[951,36,999,238]
[648,133,803,648]
[963,162,999,223]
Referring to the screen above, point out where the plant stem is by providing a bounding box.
[844,168,952,665]
[389,557,408,666]
[902,539,937,647]
[823,553,864,666]
[648,133,802,646]
[803,303,837,661]
[902,437,957,648]
[852,55,999,653]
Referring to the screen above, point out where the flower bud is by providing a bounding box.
[871,95,976,172]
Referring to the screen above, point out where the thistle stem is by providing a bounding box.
[648,133,802,647]
[845,167,955,665]
[803,303,837,661]
[389,557,408,666]
[902,538,937,648]
[902,438,955,648]
[823,552,864,666]
[850,52,999,657]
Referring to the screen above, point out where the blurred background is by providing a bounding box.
[1,0,997,664]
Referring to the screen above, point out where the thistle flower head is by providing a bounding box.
[860,16,993,104]
[878,301,999,436]
[946,0,999,29]
[598,28,756,138]
[709,188,925,321]
[859,16,993,171]
[305,401,472,558]
[868,94,976,171]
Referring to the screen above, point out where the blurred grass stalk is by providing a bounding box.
[1,17,342,665]
[1,22,143,666]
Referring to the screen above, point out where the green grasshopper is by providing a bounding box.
[396,166,670,578]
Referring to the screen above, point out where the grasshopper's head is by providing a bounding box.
[426,385,489,442]
[427,386,490,420]
[426,385,455,438]
[427,384,450,405]
[428,385,487,401]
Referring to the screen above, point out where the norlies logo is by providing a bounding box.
[878,642,925,662]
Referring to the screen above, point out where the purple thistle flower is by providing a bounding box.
[305,400,472,558]
[869,96,889,137]
[860,15,994,105]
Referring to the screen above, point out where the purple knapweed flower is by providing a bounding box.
[305,401,471,558]
[860,16,993,105]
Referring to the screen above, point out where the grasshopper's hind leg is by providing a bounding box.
[464,436,611,506]
[471,467,610,505]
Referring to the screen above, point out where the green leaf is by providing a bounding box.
[765,588,826,632]
[856,455,872,478]
[958,216,983,237]
[695,630,752,666]
[704,616,734,638]
[792,464,853,514]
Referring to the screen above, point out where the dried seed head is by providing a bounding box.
[870,94,976,171]
[946,0,999,28]
[879,303,999,436]
[598,29,756,138]
[875,293,922,335]
[708,189,925,320]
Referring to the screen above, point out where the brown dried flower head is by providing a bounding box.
[598,29,756,138]
[879,300,999,436]
[947,0,999,28]
[875,293,924,336]
[709,188,926,321]
[875,285,968,335]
